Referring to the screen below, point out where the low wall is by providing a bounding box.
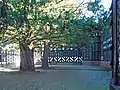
[100,61,111,69]
[90,61,111,69]
[91,61,101,66]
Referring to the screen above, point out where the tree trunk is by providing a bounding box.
[19,41,35,72]
[42,43,50,68]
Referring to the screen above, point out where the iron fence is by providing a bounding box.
[103,36,112,61]
[48,46,83,63]
[0,44,102,68]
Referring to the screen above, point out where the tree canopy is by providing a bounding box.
[0,0,110,49]
[0,0,110,71]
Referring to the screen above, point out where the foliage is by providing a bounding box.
[0,0,83,50]
[87,0,111,38]
[0,0,110,50]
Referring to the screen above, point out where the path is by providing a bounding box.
[0,65,111,90]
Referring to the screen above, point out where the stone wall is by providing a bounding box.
[90,61,111,69]
[91,61,101,66]
[100,61,111,69]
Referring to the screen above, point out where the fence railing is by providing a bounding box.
[103,36,112,61]
[48,46,83,63]
[0,50,42,68]
[0,43,110,68]
[0,46,86,67]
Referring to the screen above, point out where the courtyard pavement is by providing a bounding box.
[0,65,111,90]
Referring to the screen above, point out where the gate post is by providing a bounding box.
[91,28,102,65]
[110,0,120,89]
[96,28,102,63]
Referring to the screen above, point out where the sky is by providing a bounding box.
[76,0,112,17]
[0,0,112,10]
[99,0,112,10]
[76,0,112,10]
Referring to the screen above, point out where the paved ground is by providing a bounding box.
[0,65,111,90]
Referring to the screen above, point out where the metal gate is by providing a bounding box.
[48,46,83,64]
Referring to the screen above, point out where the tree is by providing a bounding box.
[0,0,110,71]
[34,0,82,68]
[68,0,110,48]
[0,0,82,71]
[87,0,110,38]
